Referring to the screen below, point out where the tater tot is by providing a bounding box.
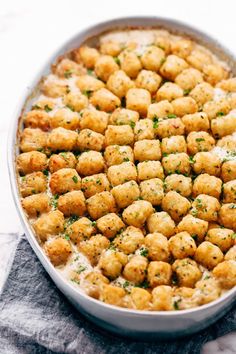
[147,261,172,287]
[129,287,151,310]
[104,145,134,166]
[191,194,220,222]
[154,117,185,139]
[137,161,164,181]
[50,108,80,130]
[76,75,105,92]
[96,213,125,238]
[123,255,148,284]
[172,258,201,288]
[22,193,50,217]
[187,131,215,155]
[63,91,88,112]
[219,203,236,230]
[66,217,96,244]
[33,210,64,242]
[217,135,236,151]
[225,246,236,261]
[20,171,47,197]
[17,151,48,175]
[202,63,226,85]
[54,58,85,78]
[79,235,110,265]
[126,88,151,117]
[223,180,236,203]
[20,128,48,153]
[147,212,175,238]
[136,70,162,94]
[49,152,77,173]
[122,200,154,228]
[134,119,154,140]
[81,173,110,198]
[194,241,224,269]
[193,152,221,176]
[145,232,170,262]
[164,174,192,197]
[94,55,119,82]
[90,88,121,112]
[175,68,203,90]
[141,45,165,71]
[107,161,137,186]
[75,46,100,68]
[171,39,193,58]
[189,82,214,107]
[41,76,68,98]
[100,40,123,56]
[105,125,134,146]
[160,55,188,81]
[77,129,104,152]
[217,77,236,92]
[24,110,50,131]
[177,214,208,243]
[114,226,144,254]
[172,97,198,117]
[134,139,161,161]
[140,178,164,206]
[76,151,104,176]
[169,231,196,259]
[203,98,231,120]
[100,284,125,306]
[147,100,174,119]
[221,160,236,182]
[107,70,134,98]
[119,50,142,79]
[156,82,183,102]
[109,108,139,126]
[192,174,222,199]
[212,260,236,289]
[182,112,209,133]
[79,109,108,134]
[205,228,234,252]
[48,127,78,151]
[98,251,127,279]
[152,285,173,310]
[186,48,212,70]
[50,168,81,195]
[211,113,236,138]
[44,237,72,266]
[161,136,187,154]
[196,278,221,305]
[86,191,117,220]
[162,153,190,176]
[58,190,86,216]
[111,180,140,208]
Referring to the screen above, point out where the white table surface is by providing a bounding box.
[0,0,235,352]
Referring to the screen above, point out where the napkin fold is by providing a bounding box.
[0,235,235,354]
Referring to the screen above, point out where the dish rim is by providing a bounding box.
[7,15,236,318]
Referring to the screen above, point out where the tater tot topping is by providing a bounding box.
[17,27,235,311]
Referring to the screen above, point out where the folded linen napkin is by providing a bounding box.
[0,236,235,354]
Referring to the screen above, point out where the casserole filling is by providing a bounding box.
[17,28,236,311]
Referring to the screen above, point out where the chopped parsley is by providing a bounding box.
[67,215,79,225]
[51,194,59,208]
[64,69,73,78]
[216,111,225,117]
[32,104,41,110]
[191,234,198,241]
[43,169,49,176]
[87,69,93,75]
[91,221,97,227]
[137,280,149,289]
[130,121,135,129]
[140,247,148,257]
[166,113,177,119]
[113,57,120,65]
[76,265,87,274]
[123,157,130,162]
[195,138,205,142]
[72,175,78,183]
[189,156,195,164]
[229,204,236,209]
[64,234,70,241]
[183,89,191,96]
[44,104,52,112]
[173,299,181,310]
[153,116,159,129]
[231,233,236,239]
[66,104,75,111]
[82,90,92,98]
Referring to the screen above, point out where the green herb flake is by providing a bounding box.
[32,104,41,110]
[183,89,191,96]
[167,113,177,119]
[91,221,97,227]
[82,90,92,98]
[76,265,87,274]
[130,121,135,129]
[87,69,93,75]
[66,104,75,111]
[140,247,148,257]
[51,194,59,208]
[64,234,70,241]
[191,234,198,241]
[231,233,236,239]
[114,57,121,65]
[43,169,49,176]
[229,204,236,209]
[216,111,225,117]
[173,299,181,310]
[64,70,73,78]
[72,175,78,183]
[44,104,52,113]
[153,116,159,129]
[195,138,205,142]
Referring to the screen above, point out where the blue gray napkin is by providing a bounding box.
[0,235,235,354]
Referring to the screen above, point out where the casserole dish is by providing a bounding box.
[8,16,236,339]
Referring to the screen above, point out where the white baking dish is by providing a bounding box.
[8,16,236,339]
